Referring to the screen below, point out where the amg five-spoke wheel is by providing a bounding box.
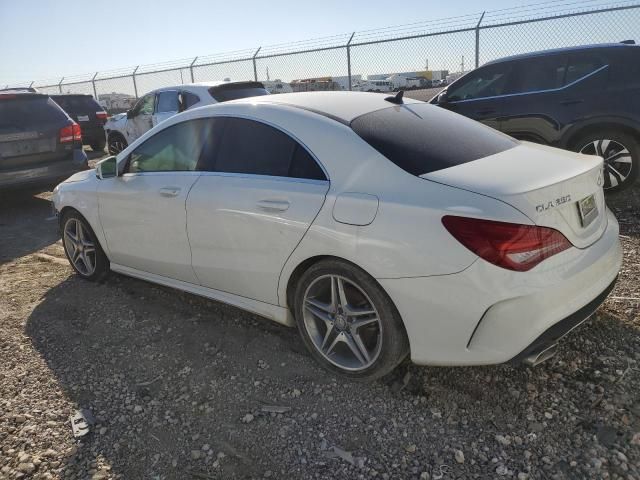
[295,259,409,381]
[61,211,109,281]
[303,275,382,371]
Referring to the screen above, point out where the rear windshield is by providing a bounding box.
[350,103,517,176]
[51,95,103,113]
[208,82,269,102]
[0,96,69,133]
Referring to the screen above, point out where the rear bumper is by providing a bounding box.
[0,149,88,190]
[379,209,622,366]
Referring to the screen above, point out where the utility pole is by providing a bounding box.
[460,55,465,73]
[425,58,429,71]
[266,67,270,81]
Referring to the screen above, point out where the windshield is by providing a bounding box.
[0,96,68,133]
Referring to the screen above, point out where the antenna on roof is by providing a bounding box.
[384,90,404,105]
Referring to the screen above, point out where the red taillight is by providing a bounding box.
[442,215,572,272]
[60,123,82,143]
[96,111,107,120]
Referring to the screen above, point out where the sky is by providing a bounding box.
[0,0,536,85]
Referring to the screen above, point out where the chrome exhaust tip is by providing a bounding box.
[523,343,558,367]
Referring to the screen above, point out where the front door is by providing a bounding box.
[187,117,329,305]
[98,118,210,282]
[125,93,155,143]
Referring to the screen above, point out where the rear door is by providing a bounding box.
[0,95,72,172]
[438,61,516,130]
[152,90,179,127]
[187,117,329,305]
[98,118,210,282]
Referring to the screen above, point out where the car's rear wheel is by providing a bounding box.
[61,211,110,281]
[294,259,409,381]
[107,132,128,155]
[574,131,639,192]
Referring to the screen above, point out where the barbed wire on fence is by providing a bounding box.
[6,0,639,103]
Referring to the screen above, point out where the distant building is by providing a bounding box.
[261,80,293,94]
[98,92,136,114]
[331,74,362,90]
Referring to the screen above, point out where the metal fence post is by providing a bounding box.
[132,66,140,98]
[190,57,198,83]
[346,32,355,91]
[29,81,34,89]
[58,77,65,94]
[252,47,262,81]
[92,72,99,99]
[475,11,485,69]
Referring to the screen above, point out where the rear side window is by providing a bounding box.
[208,82,269,102]
[565,54,604,84]
[514,55,568,93]
[212,117,326,180]
[447,63,515,101]
[127,119,211,173]
[350,104,517,176]
[183,91,200,108]
[0,96,68,133]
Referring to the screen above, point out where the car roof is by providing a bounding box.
[485,42,639,65]
[153,80,260,94]
[226,91,424,123]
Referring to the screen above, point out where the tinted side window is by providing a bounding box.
[514,55,568,93]
[131,94,154,116]
[156,91,179,113]
[351,104,517,176]
[127,119,209,173]
[183,91,200,108]
[565,54,604,84]
[447,63,515,101]
[213,118,326,180]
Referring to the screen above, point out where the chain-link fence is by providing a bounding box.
[7,1,639,108]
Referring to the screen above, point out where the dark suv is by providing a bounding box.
[431,42,640,192]
[0,91,88,189]
[50,94,108,152]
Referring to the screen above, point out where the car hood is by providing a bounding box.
[61,169,95,184]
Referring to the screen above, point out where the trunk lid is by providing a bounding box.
[422,142,606,249]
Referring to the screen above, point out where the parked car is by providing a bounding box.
[431,42,640,192]
[52,91,621,380]
[0,91,87,189]
[104,81,269,154]
[51,94,108,152]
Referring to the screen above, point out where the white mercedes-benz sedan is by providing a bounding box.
[52,91,622,381]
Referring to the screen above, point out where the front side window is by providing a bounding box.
[211,118,326,180]
[156,91,179,113]
[127,119,210,173]
[513,55,568,93]
[447,63,515,101]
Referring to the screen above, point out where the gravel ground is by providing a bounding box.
[0,156,639,479]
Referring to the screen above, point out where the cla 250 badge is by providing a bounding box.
[536,195,572,213]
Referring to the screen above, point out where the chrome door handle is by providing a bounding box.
[256,199,290,211]
[159,187,181,197]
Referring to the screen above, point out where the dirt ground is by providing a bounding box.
[0,155,639,479]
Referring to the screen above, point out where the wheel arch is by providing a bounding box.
[562,117,640,149]
[58,206,110,261]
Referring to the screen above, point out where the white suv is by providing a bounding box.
[104,81,268,154]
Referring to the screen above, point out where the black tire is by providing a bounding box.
[60,210,110,281]
[90,139,106,152]
[572,130,639,193]
[293,259,409,382]
[107,132,128,155]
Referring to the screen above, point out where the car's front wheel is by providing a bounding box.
[574,130,639,192]
[61,211,110,281]
[294,259,409,381]
[107,132,128,155]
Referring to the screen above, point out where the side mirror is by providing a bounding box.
[96,156,117,180]
[178,93,187,113]
[437,91,450,104]
[126,109,134,119]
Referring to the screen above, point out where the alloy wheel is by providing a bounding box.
[63,218,97,276]
[302,275,383,371]
[108,137,127,155]
[580,139,633,189]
